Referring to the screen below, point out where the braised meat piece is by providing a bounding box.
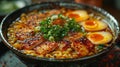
[20,34,44,50]
[34,41,58,55]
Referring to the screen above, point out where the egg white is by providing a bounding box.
[81,19,108,31]
[87,31,112,45]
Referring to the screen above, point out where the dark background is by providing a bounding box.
[0,0,120,23]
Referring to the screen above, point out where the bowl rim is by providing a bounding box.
[0,2,119,62]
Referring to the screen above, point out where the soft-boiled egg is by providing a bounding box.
[81,19,108,31]
[66,10,89,22]
[87,31,112,45]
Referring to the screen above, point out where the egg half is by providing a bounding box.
[87,31,112,45]
[66,10,89,22]
[81,19,108,31]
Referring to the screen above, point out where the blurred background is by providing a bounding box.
[0,0,31,21]
[0,0,120,23]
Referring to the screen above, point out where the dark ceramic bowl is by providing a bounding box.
[0,2,119,67]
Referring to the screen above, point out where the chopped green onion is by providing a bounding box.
[97,44,105,50]
[39,14,82,41]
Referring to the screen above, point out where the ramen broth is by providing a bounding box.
[7,8,113,59]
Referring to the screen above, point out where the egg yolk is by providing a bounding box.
[85,20,95,26]
[85,20,98,29]
[68,13,80,18]
[90,34,104,42]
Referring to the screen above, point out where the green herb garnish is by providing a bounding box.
[39,14,82,41]
[97,44,105,50]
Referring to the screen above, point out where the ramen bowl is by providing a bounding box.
[0,2,119,67]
